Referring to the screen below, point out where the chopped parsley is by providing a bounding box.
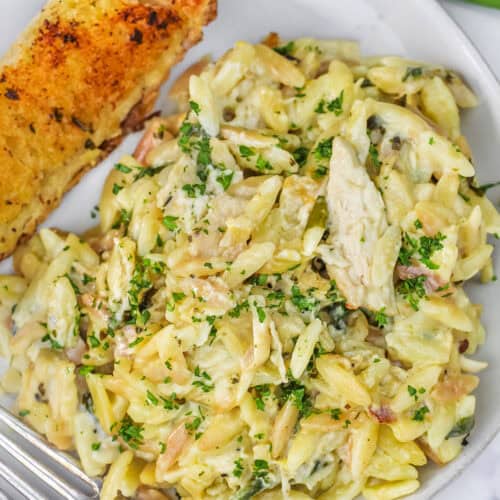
[273,41,295,57]
[313,166,327,178]
[115,163,132,174]
[446,416,475,439]
[178,121,199,153]
[255,155,272,171]
[418,233,446,269]
[189,101,201,115]
[374,307,388,328]
[279,379,312,417]
[114,162,167,182]
[41,333,63,350]
[266,290,285,309]
[18,409,30,417]
[291,285,319,313]
[315,90,344,116]
[292,146,309,167]
[162,215,179,231]
[172,292,186,302]
[128,336,144,348]
[408,385,426,401]
[228,300,250,318]
[192,366,214,392]
[239,145,256,159]
[193,136,212,176]
[82,273,95,285]
[156,234,165,248]
[398,276,427,311]
[412,405,430,422]
[91,442,101,451]
[313,138,333,162]
[185,416,202,432]
[127,258,156,326]
[146,390,159,406]
[111,209,131,230]
[117,416,144,449]
[133,164,168,182]
[78,365,95,376]
[252,459,270,480]
[233,458,245,478]
[256,306,266,323]
[177,121,212,177]
[64,273,80,295]
[216,171,234,190]
[398,232,446,270]
[160,393,179,411]
[330,408,342,420]
[253,384,271,411]
[207,315,218,344]
[398,233,419,266]
[402,66,423,82]
[407,385,417,400]
[112,183,123,195]
[182,183,206,198]
[88,334,101,348]
[248,274,268,286]
[472,180,500,195]
[368,144,381,170]
[459,191,471,203]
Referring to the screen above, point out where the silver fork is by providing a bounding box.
[0,405,100,499]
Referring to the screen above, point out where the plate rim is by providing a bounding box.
[412,1,500,497]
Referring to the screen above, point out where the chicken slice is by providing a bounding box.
[324,137,399,312]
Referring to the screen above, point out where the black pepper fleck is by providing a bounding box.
[5,88,19,100]
[147,11,158,26]
[63,33,78,44]
[391,136,402,151]
[72,115,92,132]
[130,28,143,44]
[85,138,96,150]
[52,107,63,122]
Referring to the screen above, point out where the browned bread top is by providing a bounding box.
[0,0,216,258]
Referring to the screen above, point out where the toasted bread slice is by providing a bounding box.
[0,0,216,258]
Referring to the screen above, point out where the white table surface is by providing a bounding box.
[438,2,500,499]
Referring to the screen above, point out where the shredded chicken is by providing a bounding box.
[325,137,399,312]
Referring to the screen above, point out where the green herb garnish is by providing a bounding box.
[412,405,430,422]
[402,66,423,82]
[233,458,245,478]
[273,41,295,57]
[446,416,475,439]
[117,416,144,449]
[398,276,427,311]
[189,101,201,115]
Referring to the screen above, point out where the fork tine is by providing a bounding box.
[0,460,47,500]
[0,431,88,499]
[0,405,100,498]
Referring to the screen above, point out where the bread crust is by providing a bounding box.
[0,0,217,259]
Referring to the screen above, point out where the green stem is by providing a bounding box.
[463,0,500,8]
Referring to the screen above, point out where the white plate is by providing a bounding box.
[0,0,499,498]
